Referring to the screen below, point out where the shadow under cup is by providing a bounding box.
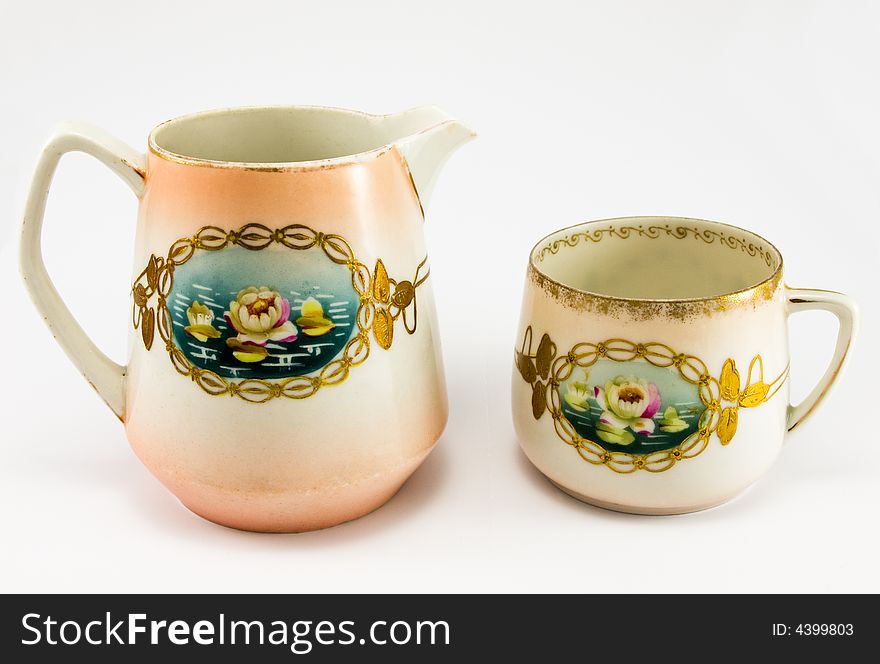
[513,216,811,515]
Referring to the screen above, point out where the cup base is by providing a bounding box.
[548,479,750,516]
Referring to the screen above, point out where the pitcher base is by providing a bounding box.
[167,448,432,533]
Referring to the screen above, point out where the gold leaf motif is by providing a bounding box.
[372,259,391,305]
[516,351,537,384]
[532,380,547,419]
[720,358,740,401]
[169,241,194,263]
[322,237,353,263]
[373,307,393,349]
[280,228,316,248]
[740,382,770,408]
[169,347,190,374]
[391,281,415,309]
[157,307,172,339]
[133,284,148,308]
[717,407,738,445]
[536,333,555,380]
[197,371,230,395]
[146,255,159,290]
[237,223,273,249]
[157,268,173,297]
[141,307,155,351]
[197,231,227,249]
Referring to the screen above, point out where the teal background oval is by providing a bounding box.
[559,359,704,454]
[169,245,359,379]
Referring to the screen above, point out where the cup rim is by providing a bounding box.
[147,104,397,171]
[528,215,784,307]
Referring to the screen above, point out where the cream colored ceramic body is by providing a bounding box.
[21,106,474,532]
[512,217,857,515]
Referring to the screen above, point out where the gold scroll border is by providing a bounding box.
[131,222,428,403]
[528,223,783,320]
[516,327,788,474]
[534,223,774,267]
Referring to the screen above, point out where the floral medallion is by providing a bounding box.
[560,362,701,454]
[168,245,359,379]
[516,327,788,473]
[131,223,428,403]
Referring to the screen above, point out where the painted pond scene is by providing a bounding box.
[558,359,705,454]
[168,245,359,379]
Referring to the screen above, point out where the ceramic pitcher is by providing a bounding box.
[20,105,474,532]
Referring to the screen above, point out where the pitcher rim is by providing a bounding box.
[147,104,428,171]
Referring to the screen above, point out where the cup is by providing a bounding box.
[512,216,857,514]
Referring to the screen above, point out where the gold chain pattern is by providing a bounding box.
[516,327,788,473]
[535,223,774,267]
[131,223,429,403]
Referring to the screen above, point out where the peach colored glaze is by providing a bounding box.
[125,146,448,532]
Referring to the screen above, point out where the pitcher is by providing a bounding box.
[20,105,474,532]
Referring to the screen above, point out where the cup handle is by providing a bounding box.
[19,123,146,421]
[785,287,858,432]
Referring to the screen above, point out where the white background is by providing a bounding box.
[1,0,878,593]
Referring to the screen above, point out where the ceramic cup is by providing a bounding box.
[512,216,857,515]
[20,106,474,532]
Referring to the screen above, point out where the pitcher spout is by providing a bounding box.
[383,107,475,211]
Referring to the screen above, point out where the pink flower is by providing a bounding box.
[224,286,297,346]
[643,383,661,419]
[591,376,663,444]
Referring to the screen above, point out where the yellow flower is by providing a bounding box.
[592,375,662,445]
[563,372,591,411]
[226,337,269,363]
[659,406,688,433]
[184,301,220,342]
[295,297,336,337]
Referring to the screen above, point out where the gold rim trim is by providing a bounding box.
[148,142,394,172]
[516,327,789,473]
[131,223,428,403]
[148,105,400,171]
[528,217,784,320]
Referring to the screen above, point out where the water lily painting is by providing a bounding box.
[168,245,358,379]
[559,359,704,454]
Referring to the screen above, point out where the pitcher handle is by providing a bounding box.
[785,287,858,432]
[19,122,146,420]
